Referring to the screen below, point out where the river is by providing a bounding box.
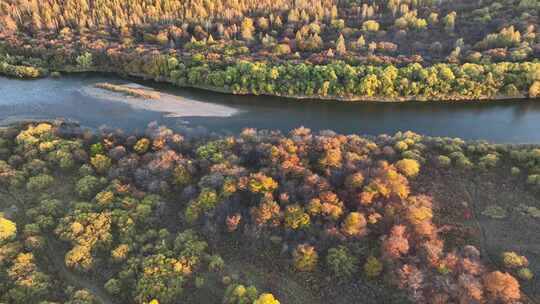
[1,74,540,143]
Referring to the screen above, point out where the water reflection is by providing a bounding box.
[1,74,540,143]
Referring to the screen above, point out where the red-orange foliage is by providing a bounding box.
[397,264,424,299]
[345,172,364,190]
[431,293,450,304]
[442,252,459,271]
[382,225,409,260]
[483,271,521,303]
[250,198,280,227]
[422,239,443,267]
[462,258,484,276]
[362,161,410,204]
[458,274,484,303]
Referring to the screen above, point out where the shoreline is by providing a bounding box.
[120,71,533,104]
[10,66,532,104]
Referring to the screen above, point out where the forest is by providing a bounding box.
[1,0,540,100]
[0,121,538,303]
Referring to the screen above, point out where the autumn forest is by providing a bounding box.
[1,0,540,101]
[1,1,540,304]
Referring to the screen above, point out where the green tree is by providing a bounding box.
[326,246,358,280]
[223,284,258,304]
[76,52,93,69]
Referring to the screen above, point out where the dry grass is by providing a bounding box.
[95,82,160,99]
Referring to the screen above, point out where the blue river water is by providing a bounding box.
[1,74,540,143]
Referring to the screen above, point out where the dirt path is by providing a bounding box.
[45,240,115,304]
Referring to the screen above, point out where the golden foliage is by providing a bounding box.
[395,158,420,177]
[293,244,318,272]
[364,256,383,278]
[0,215,17,242]
[341,212,367,237]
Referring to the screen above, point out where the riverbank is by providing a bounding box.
[49,67,534,104]
[1,65,531,103]
[0,61,45,79]
[3,47,539,103]
[189,83,530,103]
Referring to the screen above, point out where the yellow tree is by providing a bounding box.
[254,293,280,304]
[0,215,16,242]
[241,17,255,41]
[336,34,347,56]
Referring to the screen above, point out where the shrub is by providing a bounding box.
[76,52,93,69]
[326,246,358,281]
[511,167,521,176]
[254,293,280,304]
[23,159,48,176]
[362,20,380,32]
[273,44,291,55]
[248,173,278,194]
[517,268,533,280]
[478,153,499,169]
[90,143,104,156]
[134,138,151,154]
[90,154,112,174]
[196,140,228,163]
[437,155,451,167]
[76,175,101,199]
[501,251,528,268]
[293,244,318,272]
[284,204,310,229]
[455,155,473,169]
[482,205,507,219]
[95,191,114,206]
[364,256,383,278]
[173,165,191,187]
[104,278,121,295]
[394,141,408,152]
[223,284,258,304]
[111,244,129,262]
[79,164,94,176]
[526,174,540,185]
[208,255,225,271]
[395,159,420,177]
[345,172,364,190]
[58,153,75,170]
[26,174,54,192]
[185,188,219,223]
